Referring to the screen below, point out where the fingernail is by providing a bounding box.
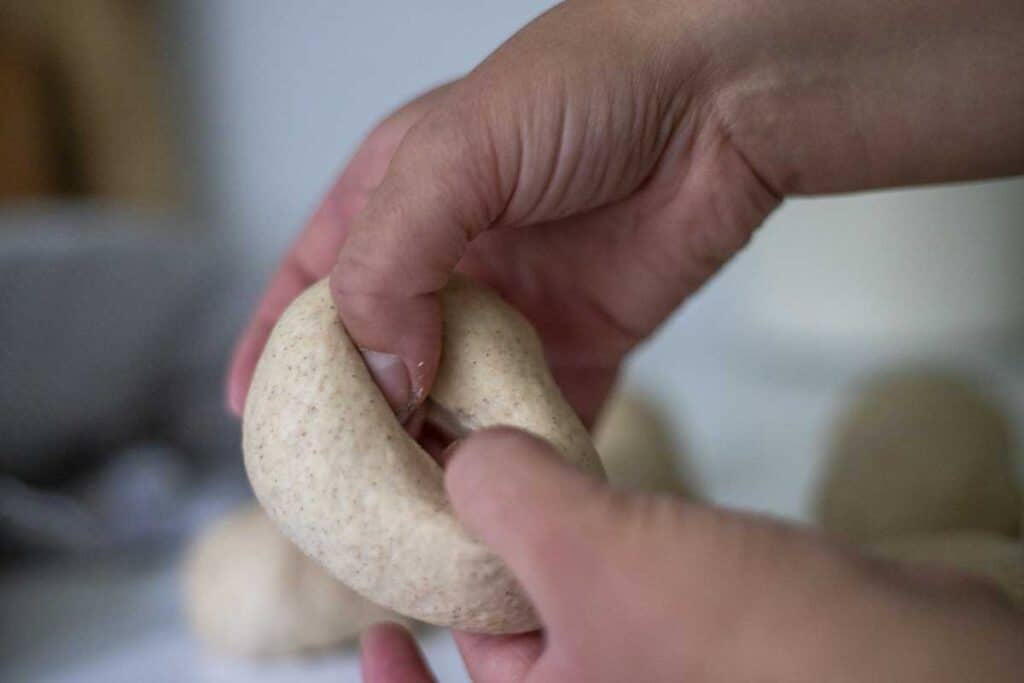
[360,349,414,421]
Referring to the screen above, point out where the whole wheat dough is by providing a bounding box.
[243,277,604,634]
[874,531,1024,607]
[815,372,1021,543]
[183,505,398,657]
[594,391,696,497]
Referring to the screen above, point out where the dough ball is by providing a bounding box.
[815,371,1020,543]
[183,505,399,657]
[243,278,601,633]
[594,391,696,497]
[873,531,1024,607]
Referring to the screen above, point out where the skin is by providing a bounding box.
[226,0,1024,679]
[362,429,1024,682]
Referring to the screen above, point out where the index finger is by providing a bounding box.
[453,630,543,682]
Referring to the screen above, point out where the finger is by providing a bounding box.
[360,622,436,683]
[328,9,671,418]
[226,243,326,415]
[443,427,621,631]
[226,158,381,416]
[452,631,543,683]
[226,83,455,415]
[329,93,506,417]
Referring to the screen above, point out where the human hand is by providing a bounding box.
[359,428,1024,683]
[226,81,455,417]
[228,0,780,425]
[230,0,1023,425]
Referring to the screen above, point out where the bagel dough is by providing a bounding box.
[815,372,1020,543]
[873,531,1024,607]
[243,277,604,634]
[183,505,398,657]
[594,391,695,497]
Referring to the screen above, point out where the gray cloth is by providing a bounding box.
[0,203,250,552]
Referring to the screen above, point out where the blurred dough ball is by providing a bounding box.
[183,504,398,657]
[594,391,696,497]
[815,371,1020,543]
[874,531,1024,607]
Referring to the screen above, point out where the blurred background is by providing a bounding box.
[1,1,1022,681]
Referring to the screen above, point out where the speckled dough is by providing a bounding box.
[183,505,398,657]
[594,391,696,497]
[243,277,604,633]
[814,372,1021,543]
[873,531,1024,607]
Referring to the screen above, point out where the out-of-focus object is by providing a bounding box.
[594,391,697,497]
[0,204,243,554]
[0,443,197,553]
[815,371,1021,543]
[0,19,57,198]
[0,0,181,207]
[183,504,399,658]
[873,531,1024,607]
[743,180,1024,354]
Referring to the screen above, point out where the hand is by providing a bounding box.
[227,81,455,417]
[360,428,1024,683]
[228,0,782,425]
[228,0,1023,425]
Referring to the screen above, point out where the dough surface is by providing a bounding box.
[873,531,1024,607]
[243,277,603,633]
[815,372,1020,543]
[183,505,397,657]
[594,391,696,497]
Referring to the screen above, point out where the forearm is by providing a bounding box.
[705,0,1024,194]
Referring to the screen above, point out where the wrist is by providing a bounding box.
[705,0,1024,196]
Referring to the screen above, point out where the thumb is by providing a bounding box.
[328,2,672,417]
[443,427,626,632]
[329,93,510,419]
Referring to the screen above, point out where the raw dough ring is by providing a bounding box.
[243,276,604,633]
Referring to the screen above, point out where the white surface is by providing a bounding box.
[742,178,1024,348]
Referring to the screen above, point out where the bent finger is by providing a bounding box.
[453,630,543,683]
[360,622,437,683]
